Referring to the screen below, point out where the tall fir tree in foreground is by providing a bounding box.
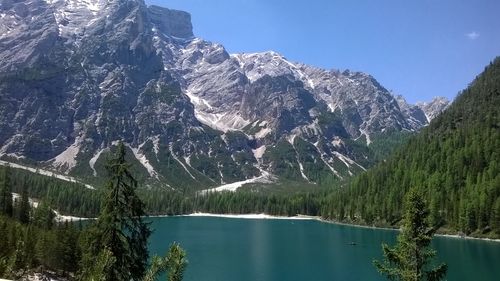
[374,188,447,281]
[0,166,13,217]
[80,142,151,281]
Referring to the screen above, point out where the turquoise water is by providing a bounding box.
[148,216,500,281]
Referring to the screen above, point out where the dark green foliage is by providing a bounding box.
[140,188,325,218]
[374,189,447,281]
[323,58,500,237]
[142,242,188,281]
[81,142,151,281]
[83,247,116,281]
[32,200,56,230]
[294,138,333,183]
[492,198,500,235]
[369,130,414,162]
[263,140,302,180]
[316,110,349,138]
[0,214,82,280]
[165,243,188,281]
[0,166,13,217]
[152,143,204,190]
[2,165,101,217]
[15,185,30,224]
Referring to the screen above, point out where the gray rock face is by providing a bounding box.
[395,95,429,129]
[148,5,193,39]
[416,97,450,122]
[0,0,449,190]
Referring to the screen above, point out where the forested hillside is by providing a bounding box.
[323,58,500,237]
[0,166,81,279]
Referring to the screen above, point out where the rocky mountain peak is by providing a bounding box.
[416,97,450,122]
[147,5,193,39]
[0,0,451,190]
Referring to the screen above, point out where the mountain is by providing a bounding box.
[325,58,500,237]
[0,0,448,190]
[416,97,450,122]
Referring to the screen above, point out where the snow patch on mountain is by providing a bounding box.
[184,90,213,110]
[252,145,266,160]
[201,169,273,193]
[359,128,372,145]
[169,143,196,179]
[286,134,298,145]
[89,148,106,177]
[289,139,311,183]
[416,97,450,122]
[333,151,366,171]
[126,144,159,179]
[255,127,272,139]
[52,136,82,173]
[313,143,343,179]
[297,158,310,182]
[152,136,160,157]
[48,0,108,38]
[184,89,250,131]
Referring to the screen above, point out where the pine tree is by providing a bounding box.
[32,200,55,230]
[22,225,37,269]
[0,166,13,217]
[16,185,30,224]
[86,248,116,281]
[374,188,447,281]
[165,243,188,281]
[142,242,188,281]
[81,142,151,281]
[54,222,80,274]
[0,220,6,249]
[35,231,52,271]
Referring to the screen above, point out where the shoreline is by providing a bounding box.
[148,212,317,220]
[147,212,500,243]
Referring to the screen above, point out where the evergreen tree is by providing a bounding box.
[55,222,80,275]
[32,200,55,230]
[35,230,53,271]
[22,225,37,269]
[0,220,9,275]
[0,166,13,217]
[165,243,188,281]
[374,188,447,281]
[16,185,30,224]
[85,248,116,281]
[142,243,188,281]
[81,142,151,281]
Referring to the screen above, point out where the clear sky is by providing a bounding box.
[146,0,500,103]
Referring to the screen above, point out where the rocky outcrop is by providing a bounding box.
[147,5,193,39]
[416,97,450,122]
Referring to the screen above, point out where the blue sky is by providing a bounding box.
[147,0,500,103]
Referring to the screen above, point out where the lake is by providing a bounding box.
[147,216,500,281]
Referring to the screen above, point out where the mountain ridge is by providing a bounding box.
[0,0,449,190]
